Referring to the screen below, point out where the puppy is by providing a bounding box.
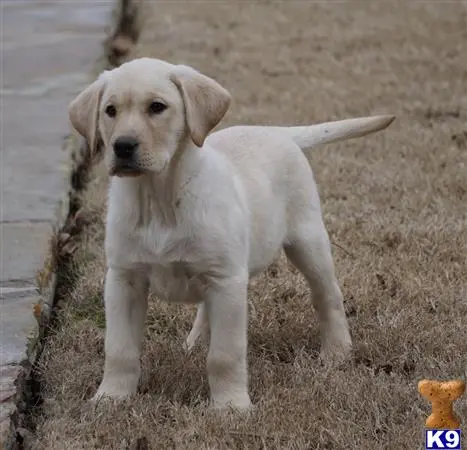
[68,57,394,410]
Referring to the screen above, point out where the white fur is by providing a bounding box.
[68,57,395,410]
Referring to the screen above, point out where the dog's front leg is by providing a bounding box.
[204,271,251,411]
[94,267,148,400]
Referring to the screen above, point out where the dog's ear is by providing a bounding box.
[68,71,108,157]
[170,65,231,147]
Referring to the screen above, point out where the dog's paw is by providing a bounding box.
[209,393,252,412]
[91,382,135,403]
[184,325,207,354]
[87,388,132,414]
[319,339,352,367]
[90,391,128,405]
[319,323,352,365]
[183,334,198,354]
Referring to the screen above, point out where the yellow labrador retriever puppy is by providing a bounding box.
[68,57,394,410]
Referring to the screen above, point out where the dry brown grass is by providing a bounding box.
[32,2,467,449]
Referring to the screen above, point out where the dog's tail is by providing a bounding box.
[269,115,395,151]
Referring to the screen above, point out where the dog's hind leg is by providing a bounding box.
[284,216,352,363]
[184,302,208,353]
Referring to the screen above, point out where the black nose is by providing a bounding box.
[113,136,139,159]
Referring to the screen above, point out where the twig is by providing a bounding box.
[331,240,356,259]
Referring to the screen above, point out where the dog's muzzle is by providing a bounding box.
[111,136,143,177]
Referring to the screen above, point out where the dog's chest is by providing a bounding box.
[107,219,211,304]
[108,220,194,267]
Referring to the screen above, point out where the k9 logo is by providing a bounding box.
[425,430,461,450]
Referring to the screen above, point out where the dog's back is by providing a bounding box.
[206,126,321,273]
[207,116,395,213]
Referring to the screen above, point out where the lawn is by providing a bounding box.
[33,2,467,449]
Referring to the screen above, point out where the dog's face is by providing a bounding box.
[68,58,231,177]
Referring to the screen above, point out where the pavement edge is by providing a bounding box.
[2,1,142,448]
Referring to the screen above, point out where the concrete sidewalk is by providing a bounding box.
[0,1,112,444]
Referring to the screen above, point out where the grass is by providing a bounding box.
[32,2,467,449]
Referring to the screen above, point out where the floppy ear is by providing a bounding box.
[68,72,108,157]
[170,65,231,147]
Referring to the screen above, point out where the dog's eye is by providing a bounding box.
[148,101,167,115]
[105,105,117,118]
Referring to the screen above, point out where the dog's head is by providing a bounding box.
[68,58,231,177]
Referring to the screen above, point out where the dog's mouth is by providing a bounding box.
[110,165,144,178]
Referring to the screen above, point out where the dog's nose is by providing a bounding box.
[114,136,139,159]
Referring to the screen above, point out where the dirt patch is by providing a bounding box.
[32,2,467,449]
